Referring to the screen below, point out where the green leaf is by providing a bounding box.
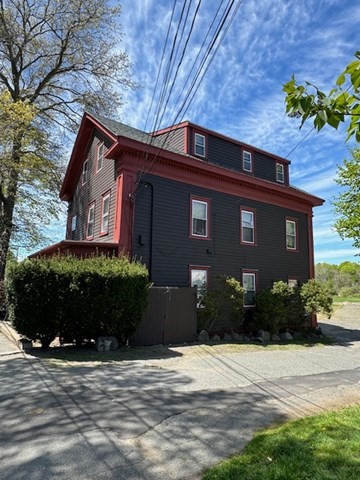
[336,73,346,86]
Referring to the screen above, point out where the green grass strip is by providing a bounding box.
[203,404,360,480]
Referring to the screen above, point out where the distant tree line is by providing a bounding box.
[315,262,360,297]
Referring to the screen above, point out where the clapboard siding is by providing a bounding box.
[188,126,288,184]
[153,127,186,153]
[67,128,117,242]
[133,174,310,291]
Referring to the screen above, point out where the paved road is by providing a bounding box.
[0,304,359,480]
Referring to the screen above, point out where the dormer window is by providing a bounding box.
[276,163,285,183]
[243,151,252,172]
[194,133,205,157]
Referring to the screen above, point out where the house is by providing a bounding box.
[34,111,324,329]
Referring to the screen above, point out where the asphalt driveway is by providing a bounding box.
[0,303,359,479]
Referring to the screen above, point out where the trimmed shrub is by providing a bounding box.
[7,255,149,348]
[300,279,334,318]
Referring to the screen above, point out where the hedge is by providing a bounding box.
[6,255,149,348]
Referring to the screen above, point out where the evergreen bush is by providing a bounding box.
[6,255,149,348]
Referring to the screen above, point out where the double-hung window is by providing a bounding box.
[241,208,255,244]
[101,192,110,235]
[276,163,284,183]
[194,133,205,157]
[82,159,88,185]
[243,272,256,307]
[243,150,252,172]
[286,219,297,250]
[191,197,210,239]
[71,215,77,240]
[97,142,105,172]
[86,202,95,239]
[190,267,208,307]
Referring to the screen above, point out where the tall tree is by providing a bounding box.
[333,148,360,250]
[283,51,360,142]
[0,0,134,280]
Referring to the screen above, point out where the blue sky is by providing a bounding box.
[113,0,359,265]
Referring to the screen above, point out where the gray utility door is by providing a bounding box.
[131,287,197,346]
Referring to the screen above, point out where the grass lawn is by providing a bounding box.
[203,404,360,480]
[334,296,360,303]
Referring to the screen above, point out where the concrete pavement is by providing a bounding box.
[0,304,359,479]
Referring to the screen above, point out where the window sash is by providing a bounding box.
[192,199,208,237]
[191,268,208,307]
[101,194,110,233]
[243,273,256,306]
[87,205,95,238]
[243,151,252,172]
[241,210,254,243]
[82,160,88,185]
[195,133,205,157]
[286,220,297,249]
[97,143,105,171]
[276,164,284,182]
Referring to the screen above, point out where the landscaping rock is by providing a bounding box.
[231,332,242,341]
[18,338,32,352]
[292,331,303,340]
[223,333,232,342]
[96,336,118,352]
[242,335,251,343]
[254,337,264,344]
[271,333,281,342]
[280,332,293,341]
[198,330,209,342]
[212,335,221,341]
[258,330,271,341]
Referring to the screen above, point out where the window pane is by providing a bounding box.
[191,269,207,305]
[103,196,109,214]
[193,201,206,220]
[193,218,206,236]
[243,151,252,171]
[243,274,255,291]
[195,134,205,156]
[286,221,295,235]
[243,227,254,243]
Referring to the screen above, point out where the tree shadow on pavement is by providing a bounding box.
[319,322,360,346]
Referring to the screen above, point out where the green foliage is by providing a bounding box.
[253,281,305,333]
[283,51,360,142]
[6,255,149,348]
[315,261,360,295]
[197,276,245,331]
[300,279,334,319]
[333,148,360,250]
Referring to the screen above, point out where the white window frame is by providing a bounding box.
[82,159,88,185]
[97,142,105,172]
[71,215,77,239]
[191,198,209,238]
[86,203,95,239]
[243,150,252,172]
[243,272,256,307]
[288,278,298,289]
[190,267,208,307]
[286,219,297,250]
[276,163,285,183]
[194,133,205,157]
[241,209,255,244]
[101,192,110,235]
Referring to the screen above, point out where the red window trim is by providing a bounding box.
[189,195,211,240]
[193,130,207,158]
[86,201,96,240]
[242,149,253,174]
[96,141,105,173]
[82,159,89,186]
[242,269,258,308]
[100,190,111,236]
[240,206,257,246]
[286,217,299,252]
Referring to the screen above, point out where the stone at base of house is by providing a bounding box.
[271,333,281,341]
[198,330,209,342]
[280,332,293,341]
[258,330,271,341]
[211,334,221,341]
[96,336,118,352]
[292,331,303,340]
[231,332,242,341]
[18,338,32,351]
[223,333,232,341]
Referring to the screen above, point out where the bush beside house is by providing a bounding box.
[6,255,149,348]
